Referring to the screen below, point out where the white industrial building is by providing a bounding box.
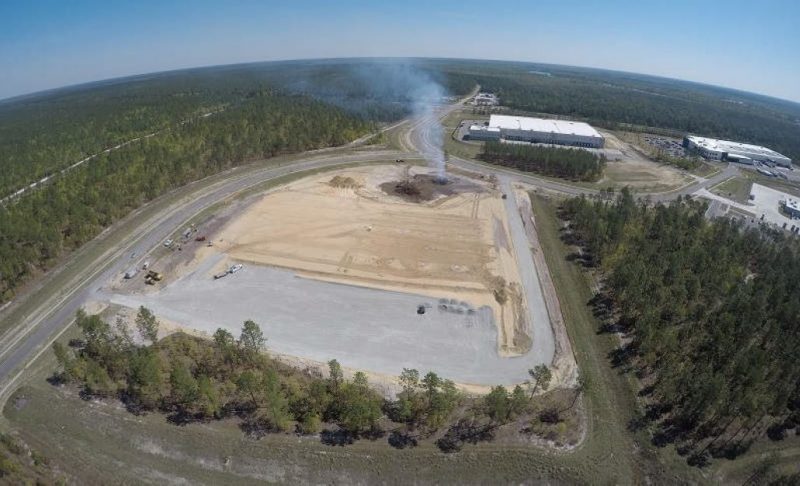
[683,135,792,167]
[468,115,604,148]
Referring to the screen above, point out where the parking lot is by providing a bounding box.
[643,135,687,158]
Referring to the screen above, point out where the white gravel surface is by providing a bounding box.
[500,178,555,367]
[108,255,551,385]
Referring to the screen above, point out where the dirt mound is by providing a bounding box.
[328,175,361,189]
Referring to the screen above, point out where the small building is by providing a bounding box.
[684,135,792,167]
[782,199,800,219]
[467,125,501,141]
[473,92,498,106]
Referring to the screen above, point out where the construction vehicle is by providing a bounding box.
[144,276,155,285]
[146,270,163,281]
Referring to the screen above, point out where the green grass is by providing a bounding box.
[740,170,800,198]
[2,370,622,485]
[691,162,723,178]
[710,177,753,204]
[445,131,483,160]
[442,108,485,160]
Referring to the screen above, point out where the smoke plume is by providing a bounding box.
[280,59,448,178]
[408,71,446,181]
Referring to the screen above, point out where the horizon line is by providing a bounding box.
[2,56,799,107]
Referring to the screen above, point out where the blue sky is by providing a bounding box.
[1,0,798,102]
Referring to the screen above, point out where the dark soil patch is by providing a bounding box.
[379,173,484,202]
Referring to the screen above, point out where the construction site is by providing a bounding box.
[99,163,574,391]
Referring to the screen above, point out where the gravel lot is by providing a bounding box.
[108,255,552,386]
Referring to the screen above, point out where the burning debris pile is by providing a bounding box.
[380,166,484,203]
[381,173,454,202]
[395,179,422,197]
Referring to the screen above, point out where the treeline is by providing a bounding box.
[0,92,370,304]
[54,309,392,435]
[480,141,606,181]
[561,190,800,465]
[0,60,476,197]
[52,309,558,448]
[0,72,236,196]
[441,63,800,162]
[652,151,699,171]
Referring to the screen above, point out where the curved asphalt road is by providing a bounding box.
[0,149,410,398]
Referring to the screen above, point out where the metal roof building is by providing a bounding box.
[684,135,792,167]
[468,115,604,148]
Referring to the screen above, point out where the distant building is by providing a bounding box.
[473,92,498,106]
[467,115,604,148]
[782,198,800,219]
[683,135,792,167]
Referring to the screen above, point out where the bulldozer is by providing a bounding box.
[146,270,163,281]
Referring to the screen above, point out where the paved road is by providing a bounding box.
[0,148,410,397]
[0,92,741,398]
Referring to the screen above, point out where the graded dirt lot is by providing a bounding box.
[209,165,531,354]
[598,130,692,191]
[104,164,569,389]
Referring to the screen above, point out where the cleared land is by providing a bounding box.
[597,131,691,191]
[102,165,569,389]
